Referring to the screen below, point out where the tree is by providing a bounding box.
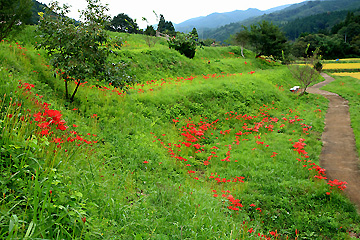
[191,28,198,39]
[168,33,197,59]
[243,21,288,59]
[36,0,117,103]
[288,46,321,96]
[291,33,352,59]
[109,13,139,33]
[144,25,156,36]
[157,14,175,36]
[0,0,33,41]
[157,14,166,33]
[235,29,250,58]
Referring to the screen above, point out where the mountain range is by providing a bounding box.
[174,0,360,42]
[174,5,290,33]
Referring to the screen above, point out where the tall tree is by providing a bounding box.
[157,14,175,36]
[245,21,288,59]
[0,0,33,41]
[157,14,166,33]
[109,13,139,33]
[235,29,250,58]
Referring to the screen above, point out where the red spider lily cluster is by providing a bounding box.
[63,69,256,99]
[292,138,347,194]
[148,97,345,238]
[16,80,98,149]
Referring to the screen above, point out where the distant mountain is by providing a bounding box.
[174,5,290,33]
[282,8,360,40]
[201,0,360,42]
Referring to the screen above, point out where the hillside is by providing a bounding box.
[1,27,360,239]
[174,5,290,33]
[202,0,360,42]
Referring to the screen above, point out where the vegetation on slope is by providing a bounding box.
[0,29,360,239]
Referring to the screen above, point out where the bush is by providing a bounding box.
[168,33,197,59]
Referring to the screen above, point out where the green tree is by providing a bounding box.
[109,13,139,33]
[157,14,175,36]
[244,21,288,59]
[291,33,352,59]
[157,14,166,33]
[144,25,156,36]
[190,27,198,39]
[168,32,197,59]
[235,29,250,58]
[36,0,121,103]
[0,0,33,41]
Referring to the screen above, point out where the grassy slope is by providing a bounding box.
[0,27,359,239]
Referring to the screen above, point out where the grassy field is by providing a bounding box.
[1,27,360,239]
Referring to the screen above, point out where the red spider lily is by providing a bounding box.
[328,179,348,190]
[270,152,278,157]
[53,137,63,144]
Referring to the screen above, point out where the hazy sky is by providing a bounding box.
[38,0,305,28]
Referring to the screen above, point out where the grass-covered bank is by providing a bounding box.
[1,29,360,239]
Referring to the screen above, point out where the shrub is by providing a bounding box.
[168,33,197,59]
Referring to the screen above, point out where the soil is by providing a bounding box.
[308,73,360,214]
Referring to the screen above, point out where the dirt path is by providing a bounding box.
[308,73,360,212]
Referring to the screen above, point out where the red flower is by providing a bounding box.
[143,160,149,163]
[53,137,63,144]
[81,217,86,223]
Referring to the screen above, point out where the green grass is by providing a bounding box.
[0,27,359,239]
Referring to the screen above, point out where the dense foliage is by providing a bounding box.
[157,14,176,36]
[36,0,134,102]
[0,0,33,41]
[235,21,287,59]
[168,32,198,59]
[108,13,139,34]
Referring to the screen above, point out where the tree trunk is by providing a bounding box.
[70,81,81,103]
[64,76,69,100]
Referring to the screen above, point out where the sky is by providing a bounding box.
[38,0,306,29]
